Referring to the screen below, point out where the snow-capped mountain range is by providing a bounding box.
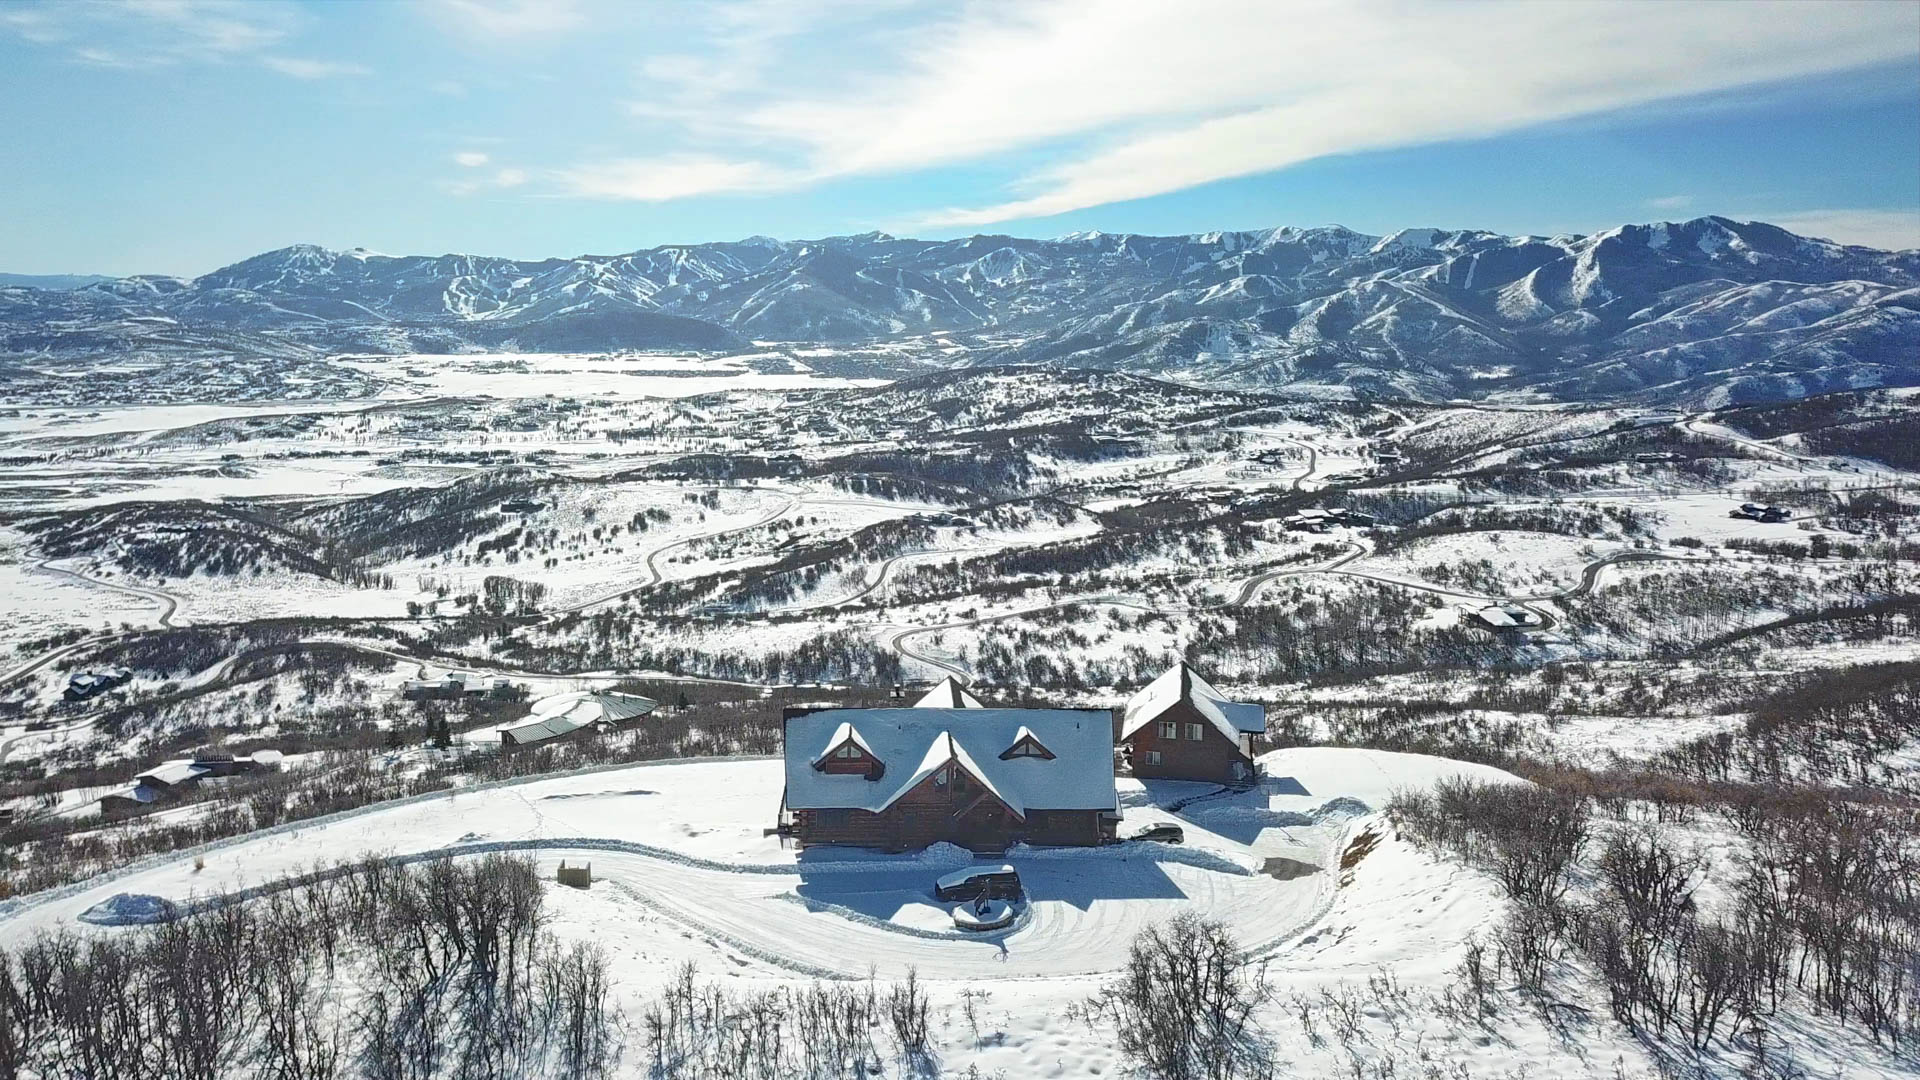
[4,216,1915,406]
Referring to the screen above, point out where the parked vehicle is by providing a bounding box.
[933,864,1022,902]
[1130,823,1185,844]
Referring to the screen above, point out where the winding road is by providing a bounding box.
[0,560,185,691]
[545,490,803,620]
[885,543,1706,684]
[1680,416,1812,465]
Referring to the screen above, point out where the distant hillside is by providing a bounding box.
[0,273,111,290]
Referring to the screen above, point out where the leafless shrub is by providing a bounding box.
[0,852,621,1080]
[886,966,931,1064]
[1077,912,1274,1080]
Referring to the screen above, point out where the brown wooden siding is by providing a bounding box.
[1122,699,1253,785]
[793,764,1113,852]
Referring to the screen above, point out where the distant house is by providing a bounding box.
[1118,664,1264,785]
[1732,502,1791,523]
[99,750,284,816]
[496,689,656,749]
[1472,604,1546,631]
[403,670,509,700]
[778,707,1119,852]
[64,667,132,702]
[1283,509,1332,533]
[911,676,985,709]
[1282,507,1373,533]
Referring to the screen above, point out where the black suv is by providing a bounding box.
[1130,823,1185,844]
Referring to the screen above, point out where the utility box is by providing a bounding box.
[556,860,591,889]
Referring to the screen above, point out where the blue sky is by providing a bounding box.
[2,0,1916,277]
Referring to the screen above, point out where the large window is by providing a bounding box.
[834,744,860,759]
[1158,720,1177,739]
[1186,722,1205,741]
[1144,750,1162,766]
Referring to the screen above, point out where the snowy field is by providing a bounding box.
[0,750,1507,968]
[0,748,1583,1075]
[334,351,887,400]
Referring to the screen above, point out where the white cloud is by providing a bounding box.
[1762,209,1920,250]
[261,55,369,79]
[1646,195,1696,211]
[454,151,492,168]
[555,156,797,201]
[493,167,529,188]
[556,0,1917,227]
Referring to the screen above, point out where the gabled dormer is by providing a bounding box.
[998,725,1055,760]
[813,721,885,780]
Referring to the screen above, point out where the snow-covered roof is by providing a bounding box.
[911,676,984,709]
[136,762,213,787]
[497,712,584,745]
[1477,605,1540,628]
[935,863,1017,891]
[1008,725,1043,749]
[1119,663,1266,743]
[531,689,658,725]
[1477,606,1521,628]
[814,720,876,763]
[784,708,1116,815]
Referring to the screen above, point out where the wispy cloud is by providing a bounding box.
[0,7,66,44]
[5,0,372,79]
[1763,209,1920,250]
[121,0,289,56]
[454,151,492,168]
[445,164,537,197]
[425,0,585,42]
[1646,195,1695,211]
[525,0,1915,228]
[261,56,369,80]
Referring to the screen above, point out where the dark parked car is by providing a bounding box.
[1130,823,1185,844]
[934,864,1023,902]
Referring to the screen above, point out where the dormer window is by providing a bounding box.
[814,722,884,779]
[999,729,1055,760]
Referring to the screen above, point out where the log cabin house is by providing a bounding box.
[778,707,1119,852]
[1118,663,1264,785]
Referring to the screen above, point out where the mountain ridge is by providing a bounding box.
[4,215,1915,407]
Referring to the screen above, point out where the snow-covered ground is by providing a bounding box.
[17,745,1849,1078]
[0,750,1494,969]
